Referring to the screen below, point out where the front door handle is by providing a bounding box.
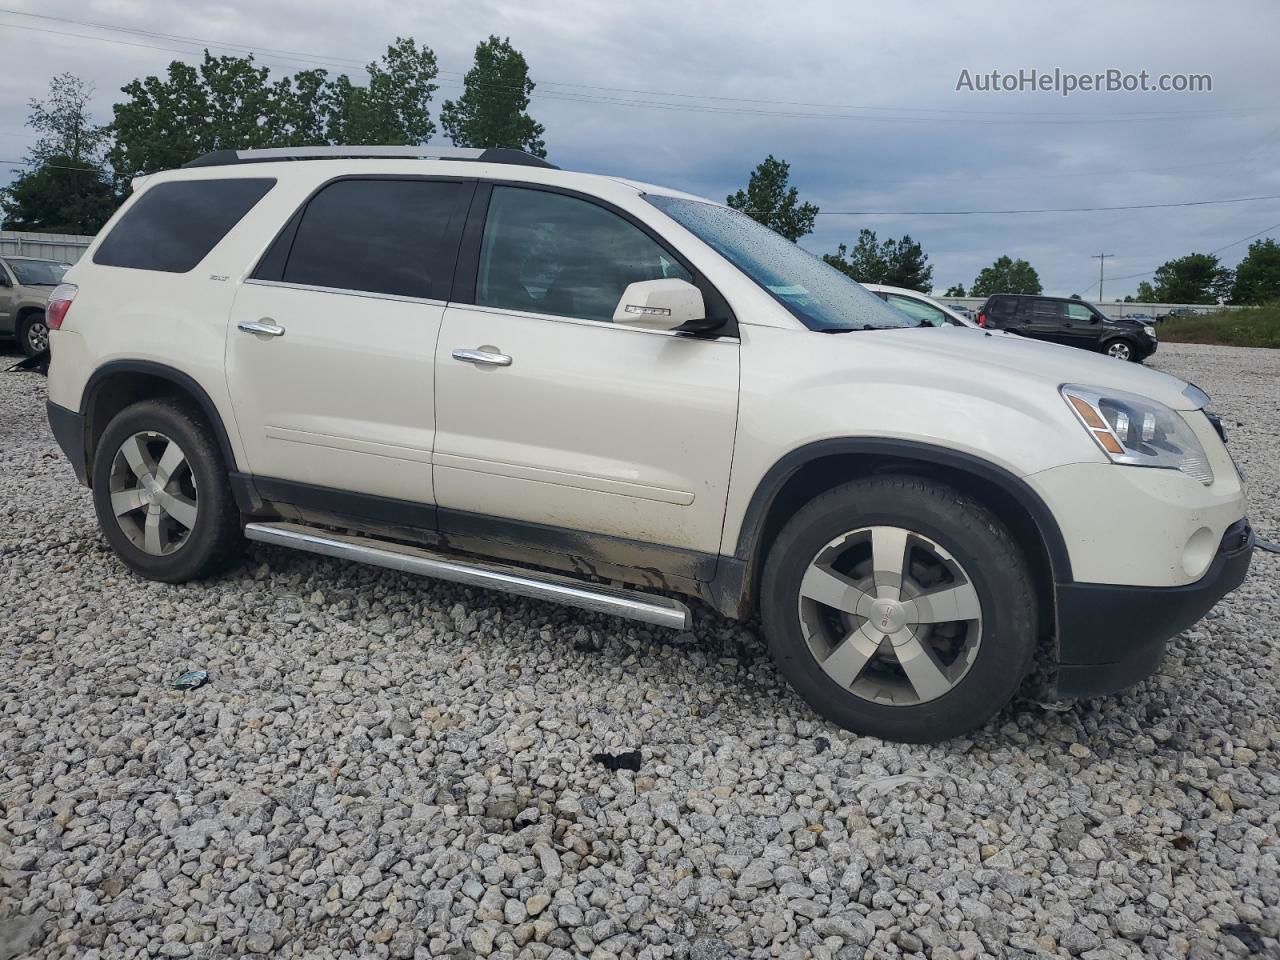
[452,347,511,367]
[238,318,285,337]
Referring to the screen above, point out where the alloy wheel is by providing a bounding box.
[797,525,983,705]
[25,319,49,354]
[108,431,199,556]
[1107,341,1132,360]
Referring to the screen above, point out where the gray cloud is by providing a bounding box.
[2,0,1278,296]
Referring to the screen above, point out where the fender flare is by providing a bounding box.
[732,437,1073,583]
[82,360,240,473]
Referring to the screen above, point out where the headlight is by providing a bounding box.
[1061,384,1213,484]
[1143,325,1157,338]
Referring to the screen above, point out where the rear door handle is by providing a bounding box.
[238,319,285,337]
[452,347,511,367]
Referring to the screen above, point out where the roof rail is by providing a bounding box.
[182,145,558,170]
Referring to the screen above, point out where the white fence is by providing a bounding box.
[0,231,93,264]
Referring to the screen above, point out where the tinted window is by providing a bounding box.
[987,296,1017,317]
[7,259,67,285]
[1031,299,1065,318]
[282,179,468,299]
[94,179,274,272]
[477,187,692,323]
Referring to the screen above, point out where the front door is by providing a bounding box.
[433,185,740,560]
[225,177,472,506]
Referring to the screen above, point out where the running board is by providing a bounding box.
[243,521,692,629]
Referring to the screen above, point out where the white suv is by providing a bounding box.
[44,146,1254,742]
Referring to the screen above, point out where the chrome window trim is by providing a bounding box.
[444,302,740,342]
[243,277,448,308]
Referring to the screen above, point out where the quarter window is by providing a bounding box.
[94,178,275,273]
[476,186,692,323]
[282,179,469,299]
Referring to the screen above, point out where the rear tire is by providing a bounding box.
[91,399,243,582]
[17,312,48,357]
[760,475,1038,743]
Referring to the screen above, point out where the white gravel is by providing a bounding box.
[1,342,1277,960]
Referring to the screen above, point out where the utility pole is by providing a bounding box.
[1091,252,1114,302]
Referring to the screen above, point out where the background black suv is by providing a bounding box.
[977,295,1157,362]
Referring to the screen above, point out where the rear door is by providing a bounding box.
[1023,298,1069,344]
[432,184,739,560]
[226,177,472,508]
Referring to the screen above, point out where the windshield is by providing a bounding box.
[7,259,67,286]
[644,195,916,331]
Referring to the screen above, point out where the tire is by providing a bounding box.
[1103,339,1136,362]
[760,475,1038,743]
[91,398,243,582]
[17,312,48,357]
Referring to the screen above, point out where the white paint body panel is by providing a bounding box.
[434,305,739,552]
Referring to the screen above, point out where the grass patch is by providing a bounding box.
[1159,303,1280,348]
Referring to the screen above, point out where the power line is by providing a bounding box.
[816,194,1280,216]
[2,10,1275,126]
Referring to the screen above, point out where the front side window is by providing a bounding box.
[886,293,953,327]
[282,179,469,300]
[1065,303,1094,321]
[476,187,692,323]
[7,259,67,286]
[644,195,913,331]
[94,178,275,273]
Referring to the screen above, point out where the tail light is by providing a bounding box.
[46,283,78,331]
[977,312,987,327]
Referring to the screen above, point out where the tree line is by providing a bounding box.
[3,54,1279,308]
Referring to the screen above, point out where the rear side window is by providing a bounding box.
[94,179,275,273]
[1031,299,1065,318]
[279,179,470,300]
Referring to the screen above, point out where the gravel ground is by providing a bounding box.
[1,342,1277,960]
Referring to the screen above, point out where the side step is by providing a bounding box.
[243,521,692,630]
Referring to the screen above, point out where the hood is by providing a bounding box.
[844,326,1199,409]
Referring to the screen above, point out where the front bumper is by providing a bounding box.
[47,399,89,486]
[1053,518,1254,696]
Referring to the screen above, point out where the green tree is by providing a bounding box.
[1,74,117,233]
[1,155,118,233]
[823,229,933,291]
[970,256,1042,296]
[1135,280,1158,302]
[726,156,818,242]
[25,73,112,165]
[441,36,545,157]
[325,38,439,145]
[943,283,966,297]
[110,40,440,180]
[1150,253,1232,304]
[1228,238,1280,304]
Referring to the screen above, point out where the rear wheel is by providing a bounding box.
[18,312,48,357]
[92,399,243,581]
[761,475,1038,742]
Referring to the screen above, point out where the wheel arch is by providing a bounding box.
[719,439,1070,629]
[82,361,239,486]
[16,304,46,323]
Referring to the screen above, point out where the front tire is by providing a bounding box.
[91,399,244,582]
[761,476,1038,743]
[18,312,48,357]
[1104,339,1136,362]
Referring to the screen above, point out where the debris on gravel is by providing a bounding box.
[1,342,1277,958]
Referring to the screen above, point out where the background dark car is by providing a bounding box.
[976,294,1157,362]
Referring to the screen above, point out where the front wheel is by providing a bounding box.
[91,399,244,582]
[1104,339,1136,362]
[761,475,1038,743]
[18,312,48,357]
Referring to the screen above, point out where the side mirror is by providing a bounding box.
[612,278,706,332]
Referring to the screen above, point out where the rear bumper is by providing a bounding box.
[47,399,88,486]
[1053,518,1254,696]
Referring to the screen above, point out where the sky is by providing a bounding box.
[1,0,1278,299]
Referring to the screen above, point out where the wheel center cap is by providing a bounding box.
[870,598,907,634]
